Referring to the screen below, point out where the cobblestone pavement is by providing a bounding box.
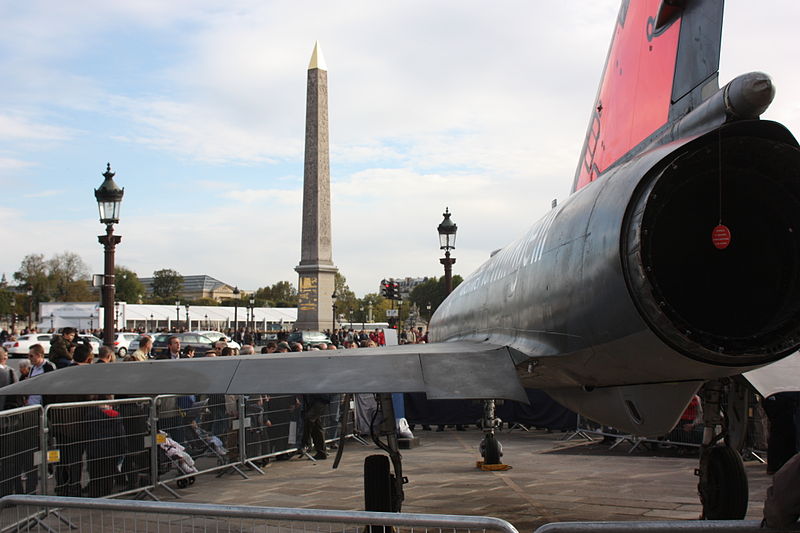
[160,427,771,531]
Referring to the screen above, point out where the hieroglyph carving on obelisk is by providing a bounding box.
[295,42,338,332]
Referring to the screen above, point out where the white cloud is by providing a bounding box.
[23,189,63,198]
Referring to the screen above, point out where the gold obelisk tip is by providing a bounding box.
[308,41,327,71]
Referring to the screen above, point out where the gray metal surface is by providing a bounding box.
[0,495,520,533]
[0,342,528,402]
[534,521,769,533]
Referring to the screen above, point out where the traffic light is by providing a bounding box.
[391,282,401,300]
[380,279,391,299]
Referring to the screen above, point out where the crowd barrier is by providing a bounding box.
[0,394,354,504]
[0,494,521,533]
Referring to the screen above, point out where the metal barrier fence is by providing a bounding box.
[0,494,520,533]
[0,394,354,504]
[0,406,42,499]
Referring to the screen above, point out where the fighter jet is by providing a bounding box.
[4,0,800,521]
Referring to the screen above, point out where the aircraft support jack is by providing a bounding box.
[479,399,503,465]
[364,393,406,516]
[696,379,748,520]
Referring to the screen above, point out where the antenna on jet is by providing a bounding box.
[308,41,327,71]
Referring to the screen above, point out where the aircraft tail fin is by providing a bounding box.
[572,0,724,192]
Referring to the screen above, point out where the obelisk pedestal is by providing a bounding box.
[295,42,338,332]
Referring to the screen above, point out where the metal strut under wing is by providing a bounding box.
[0,341,529,403]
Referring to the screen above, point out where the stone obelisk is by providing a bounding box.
[295,42,338,332]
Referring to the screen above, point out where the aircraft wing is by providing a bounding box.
[0,341,529,403]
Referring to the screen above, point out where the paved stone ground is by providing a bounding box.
[158,427,772,531]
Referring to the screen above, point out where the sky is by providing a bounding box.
[1,1,799,297]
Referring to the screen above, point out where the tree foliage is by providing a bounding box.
[255,281,298,307]
[151,269,184,299]
[13,252,93,305]
[48,252,91,301]
[409,274,463,321]
[116,266,145,303]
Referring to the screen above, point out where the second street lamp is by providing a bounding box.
[331,290,338,333]
[437,207,458,296]
[249,296,255,331]
[185,304,190,331]
[175,300,180,330]
[233,286,240,337]
[95,163,124,348]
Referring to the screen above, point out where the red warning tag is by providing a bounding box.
[712,224,731,250]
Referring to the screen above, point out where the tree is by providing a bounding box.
[332,273,358,323]
[48,252,92,301]
[409,274,463,321]
[151,269,184,299]
[255,281,298,307]
[116,266,145,303]
[13,254,49,300]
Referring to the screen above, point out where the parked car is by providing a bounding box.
[5,333,53,357]
[111,332,141,357]
[151,332,214,358]
[194,330,241,350]
[286,331,331,348]
[78,335,102,354]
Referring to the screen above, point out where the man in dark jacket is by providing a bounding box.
[49,327,77,368]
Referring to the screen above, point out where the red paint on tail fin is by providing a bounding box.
[574,0,681,191]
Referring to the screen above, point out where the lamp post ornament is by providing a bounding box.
[437,207,457,296]
[94,163,124,348]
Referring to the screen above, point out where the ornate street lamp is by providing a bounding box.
[331,290,338,332]
[26,288,32,330]
[233,286,240,334]
[185,304,190,331]
[115,301,120,331]
[95,163,124,348]
[437,207,457,295]
[150,313,154,331]
[49,312,54,331]
[360,305,365,330]
[205,314,209,329]
[249,296,255,330]
[175,300,180,330]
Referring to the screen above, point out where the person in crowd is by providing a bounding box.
[764,392,800,474]
[262,341,277,354]
[184,345,196,358]
[0,347,18,410]
[763,452,800,528]
[276,342,290,353]
[220,346,234,357]
[49,327,77,368]
[301,393,331,460]
[378,329,386,346]
[156,336,184,360]
[25,344,55,407]
[213,339,227,354]
[316,343,327,351]
[240,345,255,355]
[86,395,127,497]
[291,342,303,352]
[95,346,114,363]
[127,335,152,361]
[51,343,93,496]
[17,359,30,380]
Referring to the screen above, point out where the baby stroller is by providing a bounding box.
[187,422,229,465]
[157,431,198,489]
